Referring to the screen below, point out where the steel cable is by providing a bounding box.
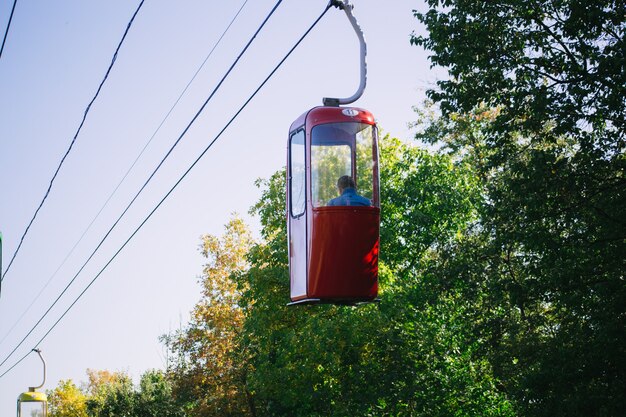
[0,1,332,379]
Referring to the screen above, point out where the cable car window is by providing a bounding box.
[289,129,306,217]
[311,122,377,207]
[19,402,45,417]
[355,123,377,204]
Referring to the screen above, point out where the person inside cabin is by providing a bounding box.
[327,175,371,206]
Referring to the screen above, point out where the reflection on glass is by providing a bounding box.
[20,402,45,417]
[312,144,351,206]
[290,130,306,216]
[311,122,377,207]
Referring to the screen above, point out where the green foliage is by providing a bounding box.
[232,136,513,416]
[51,131,516,416]
[47,370,183,417]
[379,135,479,277]
[134,370,184,417]
[85,370,135,417]
[47,379,88,417]
[412,1,625,416]
[163,216,255,416]
[412,0,625,153]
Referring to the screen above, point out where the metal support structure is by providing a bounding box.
[28,349,46,392]
[323,0,367,106]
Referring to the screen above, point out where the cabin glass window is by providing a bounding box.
[19,402,45,417]
[289,130,306,217]
[311,122,377,207]
[355,124,376,204]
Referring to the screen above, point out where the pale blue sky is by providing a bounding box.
[0,0,443,412]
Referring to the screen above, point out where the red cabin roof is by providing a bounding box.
[289,106,375,132]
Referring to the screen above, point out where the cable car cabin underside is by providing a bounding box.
[287,297,381,307]
[287,106,380,306]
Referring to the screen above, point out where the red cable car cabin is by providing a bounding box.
[287,106,380,305]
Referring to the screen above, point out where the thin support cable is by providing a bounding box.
[0,2,332,379]
[0,0,146,283]
[0,0,18,59]
[0,0,250,348]
[0,350,29,379]
[0,0,286,369]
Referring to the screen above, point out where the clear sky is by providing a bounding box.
[0,0,443,413]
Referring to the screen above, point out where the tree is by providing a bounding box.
[47,379,88,417]
[47,369,184,417]
[134,370,184,417]
[413,0,625,150]
[412,2,625,415]
[84,369,135,417]
[164,216,256,416]
[235,136,514,416]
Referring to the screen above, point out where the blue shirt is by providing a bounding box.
[327,188,371,207]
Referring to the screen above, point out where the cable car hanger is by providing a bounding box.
[323,0,367,107]
[28,349,46,392]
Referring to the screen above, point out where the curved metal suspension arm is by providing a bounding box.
[29,349,46,391]
[323,0,367,106]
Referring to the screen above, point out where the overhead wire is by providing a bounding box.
[0,0,282,364]
[0,0,250,349]
[0,0,289,372]
[0,0,334,380]
[0,0,146,289]
[0,0,18,59]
